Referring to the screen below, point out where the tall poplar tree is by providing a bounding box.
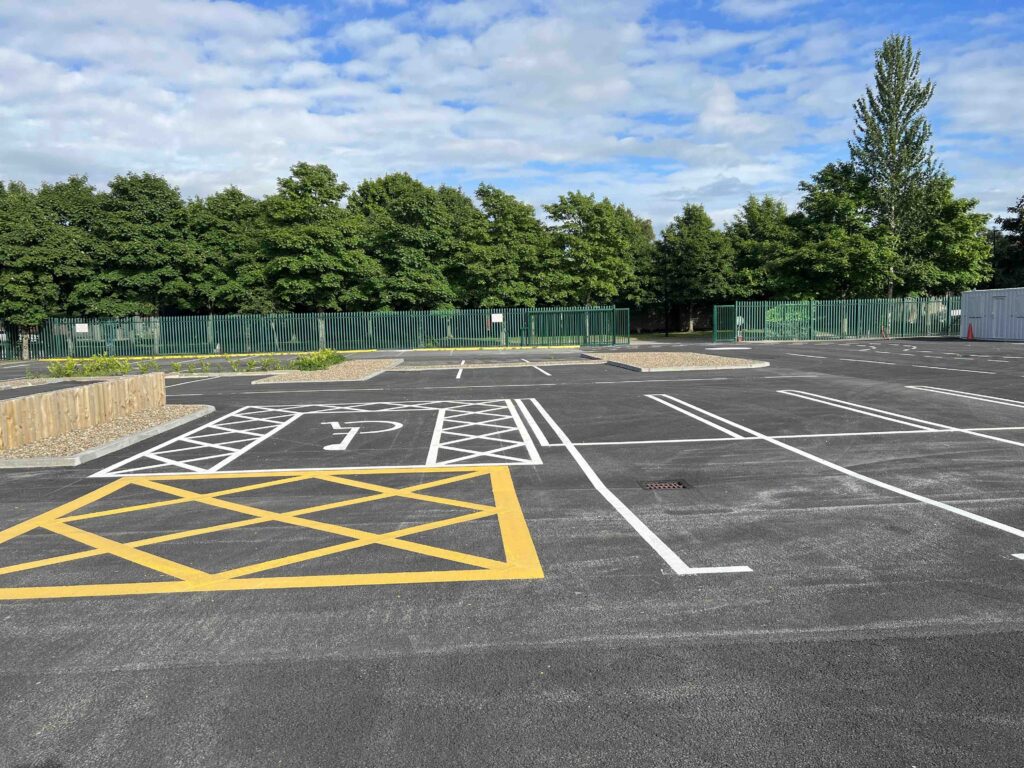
[849,34,939,296]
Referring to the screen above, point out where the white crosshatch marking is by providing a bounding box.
[93,400,542,477]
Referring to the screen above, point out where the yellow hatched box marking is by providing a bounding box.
[0,467,543,600]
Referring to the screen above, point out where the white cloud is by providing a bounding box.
[716,0,819,20]
[0,0,1018,230]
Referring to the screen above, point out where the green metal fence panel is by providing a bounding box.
[712,305,736,342]
[29,306,627,359]
[722,296,960,342]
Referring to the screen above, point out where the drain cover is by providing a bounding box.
[639,480,688,490]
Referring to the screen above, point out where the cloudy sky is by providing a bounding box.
[1,0,1020,228]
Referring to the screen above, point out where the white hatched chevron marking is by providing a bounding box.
[93,399,542,477]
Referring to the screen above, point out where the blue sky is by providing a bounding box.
[1,0,1020,228]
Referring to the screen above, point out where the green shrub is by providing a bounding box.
[47,354,136,377]
[137,359,160,374]
[291,349,345,371]
[257,356,283,371]
[47,359,81,377]
[79,354,133,377]
[229,359,244,372]
[170,362,183,374]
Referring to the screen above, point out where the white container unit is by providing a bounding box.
[961,287,1024,340]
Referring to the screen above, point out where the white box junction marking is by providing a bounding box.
[94,400,541,477]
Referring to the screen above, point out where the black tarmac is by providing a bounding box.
[3,338,1024,767]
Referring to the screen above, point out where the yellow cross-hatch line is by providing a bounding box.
[0,467,543,600]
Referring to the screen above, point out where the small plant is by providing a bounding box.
[137,359,160,374]
[291,349,345,371]
[228,359,243,372]
[47,358,81,377]
[170,362,183,374]
[257,356,282,371]
[245,358,258,372]
[75,354,133,377]
[200,361,212,373]
[186,362,201,374]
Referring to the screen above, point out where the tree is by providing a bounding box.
[544,192,653,306]
[726,195,797,298]
[91,173,198,316]
[35,176,103,315]
[0,184,79,358]
[849,34,939,296]
[188,188,272,313]
[655,204,736,331]
[348,173,455,310]
[787,163,889,298]
[262,162,382,312]
[990,196,1024,288]
[899,174,992,293]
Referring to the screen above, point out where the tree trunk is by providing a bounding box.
[687,302,696,333]
[20,328,30,361]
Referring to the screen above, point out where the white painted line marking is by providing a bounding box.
[763,375,820,379]
[455,368,463,380]
[907,386,1024,409]
[530,399,750,576]
[706,347,750,350]
[1013,554,1024,561]
[523,358,552,376]
[504,398,542,464]
[646,394,745,438]
[425,408,447,465]
[779,390,937,431]
[658,396,1024,541]
[573,425,1024,447]
[166,377,218,388]
[513,399,553,447]
[911,365,995,374]
[786,353,827,359]
[596,377,732,384]
[839,358,897,365]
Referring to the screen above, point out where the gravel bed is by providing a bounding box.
[584,351,769,371]
[0,404,208,459]
[255,358,402,384]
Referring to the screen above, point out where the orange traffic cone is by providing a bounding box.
[966,323,974,340]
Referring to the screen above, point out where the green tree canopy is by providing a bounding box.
[262,162,382,312]
[788,163,889,298]
[0,183,79,356]
[990,196,1024,288]
[656,203,736,329]
[726,195,798,298]
[544,191,652,306]
[91,173,197,316]
[849,34,940,295]
[188,188,272,313]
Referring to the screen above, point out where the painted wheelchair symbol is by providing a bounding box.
[321,420,404,451]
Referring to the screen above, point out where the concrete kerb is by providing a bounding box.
[0,404,215,469]
[396,359,605,372]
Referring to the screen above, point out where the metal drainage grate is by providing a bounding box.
[639,480,688,490]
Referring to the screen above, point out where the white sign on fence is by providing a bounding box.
[490,313,504,323]
[75,323,89,333]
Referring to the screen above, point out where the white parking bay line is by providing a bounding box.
[839,358,896,365]
[786,353,827,359]
[522,359,552,376]
[530,399,750,576]
[912,365,996,374]
[659,396,1024,542]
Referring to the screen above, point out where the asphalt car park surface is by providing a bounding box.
[3,339,1024,767]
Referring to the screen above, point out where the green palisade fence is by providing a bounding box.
[22,306,629,360]
[713,297,960,343]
